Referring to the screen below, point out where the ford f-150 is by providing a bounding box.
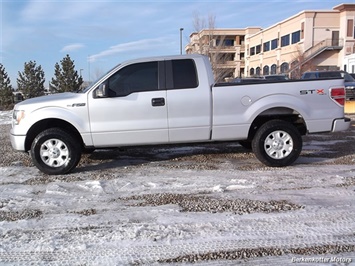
[10,54,350,175]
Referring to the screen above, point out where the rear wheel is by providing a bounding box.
[30,128,82,175]
[252,120,302,167]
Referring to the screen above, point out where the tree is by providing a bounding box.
[17,61,45,99]
[192,12,234,82]
[51,54,83,93]
[0,63,14,109]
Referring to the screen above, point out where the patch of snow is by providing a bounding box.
[0,110,12,125]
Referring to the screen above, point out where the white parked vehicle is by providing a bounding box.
[10,54,350,175]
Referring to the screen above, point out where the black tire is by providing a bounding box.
[251,120,302,167]
[30,128,82,175]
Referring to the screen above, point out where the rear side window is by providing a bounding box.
[171,59,198,89]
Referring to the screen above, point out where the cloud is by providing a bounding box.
[88,37,170,63]
[60,43,85,53]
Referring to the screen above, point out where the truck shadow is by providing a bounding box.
[75,121,355,174]
[76,142,257,173]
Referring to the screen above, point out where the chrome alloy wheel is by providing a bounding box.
[40,138,69,167]
[264,130,293,159]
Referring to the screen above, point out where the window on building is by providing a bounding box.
[291,31,301,44]
[347,19,353,37]
[256,67,261,76]
[216,39,235,46]
[271,38,278,50]
[263,65,269,75]
[280,62,289,73]
[263,41,270,52]
[271,64,277,74]
[250,47,255,56]
[250,68,255,76]
[281,34,290,47]
[256,45,261,54]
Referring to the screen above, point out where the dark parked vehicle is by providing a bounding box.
[301,70,355,100]
[262,74,289,81]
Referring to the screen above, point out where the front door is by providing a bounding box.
[332,31,339,46]
[88,61,168,147]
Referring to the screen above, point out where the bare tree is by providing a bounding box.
[288,45,317,79]
[192,12,234,82]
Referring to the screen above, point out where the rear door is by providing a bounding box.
[88,61,169,146]
[165,58,212,142]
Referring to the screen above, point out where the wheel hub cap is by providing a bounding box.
[272,139,284,150]
[48,147,60,158]
[40,139,69,168]
[264,130,293,159]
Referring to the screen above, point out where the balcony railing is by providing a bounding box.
[288,38,343,74]
[303,38,343,60]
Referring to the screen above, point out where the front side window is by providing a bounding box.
[106,62,158,97]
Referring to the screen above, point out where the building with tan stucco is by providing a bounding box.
[186,3,355,81]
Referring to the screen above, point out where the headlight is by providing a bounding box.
[345,86,355,89]
[13,110,25,125]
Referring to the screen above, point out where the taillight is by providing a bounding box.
[330,88,345,106]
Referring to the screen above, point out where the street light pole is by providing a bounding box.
[180,28,184,55]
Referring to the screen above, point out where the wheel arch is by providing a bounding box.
[246,107,307,141]
[25,119,83,152]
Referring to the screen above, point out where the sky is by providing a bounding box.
[1,0,354,88]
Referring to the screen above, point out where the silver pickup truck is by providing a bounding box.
[10,54,350,175]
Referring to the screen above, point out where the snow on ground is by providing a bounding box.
[0,110,11,125]
[0,111,355,265]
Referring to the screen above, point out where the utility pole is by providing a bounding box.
[180,28,184,55]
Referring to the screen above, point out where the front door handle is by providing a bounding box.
[151,97,165,107]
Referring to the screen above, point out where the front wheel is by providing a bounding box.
[30,128,82,175]
[252,120,302,167]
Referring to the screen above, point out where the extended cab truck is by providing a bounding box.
[10,54,350,175]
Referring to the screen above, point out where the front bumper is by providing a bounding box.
[332,117,351,132]
[10,129,26,151]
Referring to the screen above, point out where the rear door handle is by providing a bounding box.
[151,97,165,106]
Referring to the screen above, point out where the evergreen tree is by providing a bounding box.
[0,63,14,109]
[17,61,45,99]
[51,54,83,93]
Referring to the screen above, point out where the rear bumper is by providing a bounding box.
[332,117,351,132]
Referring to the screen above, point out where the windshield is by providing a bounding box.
[78,64,121,93]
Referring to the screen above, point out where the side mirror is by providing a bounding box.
[95,83,107,98]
